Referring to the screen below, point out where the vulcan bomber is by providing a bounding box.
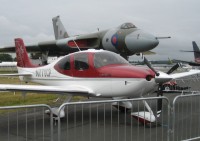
[0,16,167,62]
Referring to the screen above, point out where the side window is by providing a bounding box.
[58,56,70,70]
[74,53,89,70]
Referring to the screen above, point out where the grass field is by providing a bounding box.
[0,77,60,106]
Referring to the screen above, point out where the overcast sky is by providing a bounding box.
[0,0,200,61]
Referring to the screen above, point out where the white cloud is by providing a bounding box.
[0,16,32,34]
[22,33,54,44]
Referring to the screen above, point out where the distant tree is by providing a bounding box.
[0,54,13,62]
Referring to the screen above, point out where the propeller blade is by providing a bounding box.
[143,57,160,76]
[167,63,181,74]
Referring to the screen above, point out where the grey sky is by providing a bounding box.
[0,0,200,61]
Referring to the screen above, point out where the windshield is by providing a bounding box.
[94,52,129,68]
[120,23,136,29]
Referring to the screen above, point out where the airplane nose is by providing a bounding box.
[125,30,159,53]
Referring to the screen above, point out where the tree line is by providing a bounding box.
[0,53,41,62]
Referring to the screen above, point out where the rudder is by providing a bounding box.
[52,16,69,40]
[15,38,35,68]
[192,41,200,61]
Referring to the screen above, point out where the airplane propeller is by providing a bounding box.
[166,63,182,74]
[143,57,160,76]
[143,57,182,119]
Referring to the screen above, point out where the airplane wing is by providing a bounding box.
[174,59,200,66]
[0,84,97,96]
[142,51,156,55]
[0,44,40,52]
[0,73,32,76]
[155,69,200,83]
[170,69,200,79]
[0,36,99,56]
[0,41,64,56]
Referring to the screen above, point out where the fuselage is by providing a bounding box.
[18,50,157,98]
[53,23,159,56]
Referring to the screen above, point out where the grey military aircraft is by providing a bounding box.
[0,16,169,63]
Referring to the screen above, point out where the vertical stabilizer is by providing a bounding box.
[15,38,36,68]
[52,16,69,40]
[192,41,200,62]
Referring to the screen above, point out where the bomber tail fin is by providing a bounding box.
[52,16,69,40]
[192,41,200,62]
[14,38,36,68]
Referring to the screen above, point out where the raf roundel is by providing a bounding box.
[111,34,118,48]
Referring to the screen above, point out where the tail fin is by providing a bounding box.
[192,41,200,62]
[15,38,36,68]
[52,16,69,40]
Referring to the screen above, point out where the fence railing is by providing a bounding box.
[57,97,170,141]
[171,93,200,141]
[1,94,200,141]
[0,104,53,141]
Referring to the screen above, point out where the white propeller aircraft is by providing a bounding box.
[0,38,199,125]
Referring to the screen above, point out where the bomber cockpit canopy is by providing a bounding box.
[120,23,136,29]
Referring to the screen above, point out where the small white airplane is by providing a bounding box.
[0,38,199,125]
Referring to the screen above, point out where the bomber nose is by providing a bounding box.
[125,30,159,53]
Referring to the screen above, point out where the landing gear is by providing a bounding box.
[112,101,132,112]
[45,95,72,121]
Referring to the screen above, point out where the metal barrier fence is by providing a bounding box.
[171,93,200,141]
[0,104,53,141]
[57,97,170,141]
[1,94,200,141]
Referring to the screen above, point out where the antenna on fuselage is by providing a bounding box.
[72,39,81,51]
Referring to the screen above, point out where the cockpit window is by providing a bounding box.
[94,52,129,68]
[74,53,89,70]
[120,23,136,29]
[57,56,70,70]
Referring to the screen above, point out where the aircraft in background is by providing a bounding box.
[0,62,17,67]
[175,41,200,66]
[0,16,170,64]
[0,38,198,125]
